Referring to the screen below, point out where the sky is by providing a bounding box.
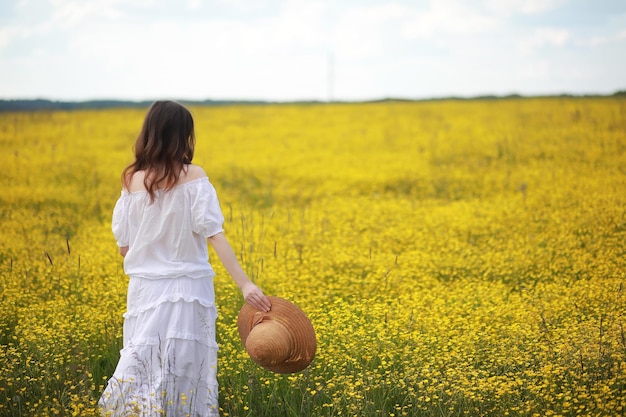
[1,0,625,102]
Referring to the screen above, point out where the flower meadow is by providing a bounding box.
[0,98,625,417]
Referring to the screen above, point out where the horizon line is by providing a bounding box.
[0,90,625,112]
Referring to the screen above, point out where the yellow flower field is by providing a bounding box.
[0,98,624,416]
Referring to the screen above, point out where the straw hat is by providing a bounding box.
[237,296,316,374]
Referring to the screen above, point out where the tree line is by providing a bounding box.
[1,91,624,112]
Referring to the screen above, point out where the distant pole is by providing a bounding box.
[327,51,334,102]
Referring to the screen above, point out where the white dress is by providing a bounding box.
[99,177,224,417]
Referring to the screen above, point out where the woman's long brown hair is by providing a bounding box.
[122,101,196,202]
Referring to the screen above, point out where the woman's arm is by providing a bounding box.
[208,232,271,312]
[119,246,129,257]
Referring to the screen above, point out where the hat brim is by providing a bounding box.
[237,296,316,374]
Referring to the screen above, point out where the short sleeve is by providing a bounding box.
[111,192,130,247]
[190,178,225,238]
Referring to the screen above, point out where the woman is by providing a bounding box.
[99,100,271,416]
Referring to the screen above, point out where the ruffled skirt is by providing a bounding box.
[99,275,220,417]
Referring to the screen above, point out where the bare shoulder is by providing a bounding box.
[126,171,147,192]
[181,164,208,183]
[124,166,207,191]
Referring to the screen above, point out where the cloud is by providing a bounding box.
[47,0,126,29]
[330,3,408,60]
[402,1,501,39]
[482,0,567,15]
[0,0,130,49]
[518,27,570,55]
[576,28,626,47]
[0,27,22,48]
[187,0,202,10]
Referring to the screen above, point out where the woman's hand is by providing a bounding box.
[241,282,272,312]
[208,233,272,312]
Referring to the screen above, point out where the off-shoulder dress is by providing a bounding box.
[98,176,224,417]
